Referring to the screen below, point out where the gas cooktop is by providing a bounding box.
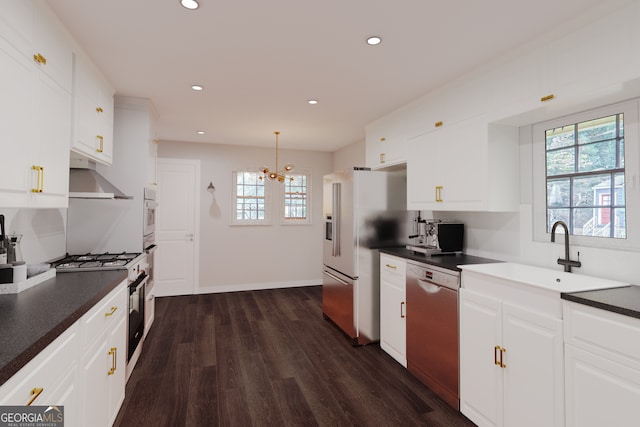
[51,252,143,272]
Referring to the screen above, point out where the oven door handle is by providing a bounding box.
[129,273,149,290]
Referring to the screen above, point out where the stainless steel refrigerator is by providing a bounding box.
[322,167,411,345]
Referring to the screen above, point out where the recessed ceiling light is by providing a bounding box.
[191,84,203,91]
[308,99,318,105]
[180,0,199,10]
[366,36,382,46]
[197,131,205,135]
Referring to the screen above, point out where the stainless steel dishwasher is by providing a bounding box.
[406,260,461,410]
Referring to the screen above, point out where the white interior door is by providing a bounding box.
[155,158,200,296]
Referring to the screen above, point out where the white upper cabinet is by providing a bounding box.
[0,2,72,208]
[367,2,640,212]
[365,112,408,169]
[72,51,115,165]
[407,115,519,212]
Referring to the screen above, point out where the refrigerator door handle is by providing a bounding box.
[323,269,350,286]
[332,182,341,257]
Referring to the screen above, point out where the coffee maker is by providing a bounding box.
[407,215,464,256]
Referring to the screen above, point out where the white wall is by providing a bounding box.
[333,139,365,171]
[1,209,66,265]
[158,140,333,292]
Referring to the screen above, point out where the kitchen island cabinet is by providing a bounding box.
[0,1,72,208]
[379,253,407,366]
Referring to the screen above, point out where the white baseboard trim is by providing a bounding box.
[195,278,322,294]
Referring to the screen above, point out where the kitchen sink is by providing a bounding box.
[459,262,629,294]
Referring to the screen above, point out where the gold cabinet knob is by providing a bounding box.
[33,53,47,65]
[435,121,443,128]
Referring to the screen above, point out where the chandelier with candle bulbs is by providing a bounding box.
[261,131,294,182]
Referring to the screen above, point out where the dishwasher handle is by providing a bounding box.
[417,278,443,294]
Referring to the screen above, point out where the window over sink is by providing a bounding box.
[532,99,640,250]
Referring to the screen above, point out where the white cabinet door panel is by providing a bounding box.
[459,288,503,427]
[565,344,640,427]
[502,303,564,427]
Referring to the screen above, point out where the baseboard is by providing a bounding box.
[196,278,322,294]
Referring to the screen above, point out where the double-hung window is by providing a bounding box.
[282,172,311,224]
[232,171,270,224]
[533,99,639,249]
[231,170,311,225]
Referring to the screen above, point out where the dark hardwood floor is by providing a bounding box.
[113,286,476,427]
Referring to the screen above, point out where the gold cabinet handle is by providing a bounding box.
[494,346,506,368]
[108,347,117,376]
[435,121,443,128]
[96,107,104,113]
[27,387,44,406]
[540,94,555,102]
[96,135,104,153]
[104,306,117,317]
[385,264,397,269]
[400,301,405,318]
[435,185,443,202]
[31,165,44,193]
[379,153,386,164]
[380,137,386,142]
[33,53,47,65]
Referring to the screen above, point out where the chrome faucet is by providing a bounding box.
[550,220,581,272]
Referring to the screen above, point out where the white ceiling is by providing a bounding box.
[46,0,606,152]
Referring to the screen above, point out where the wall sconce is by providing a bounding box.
[207,181,215,192]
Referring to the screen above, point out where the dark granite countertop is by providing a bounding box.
[561,285,640,320]
[379,247,502,271]
[0,270,128,386]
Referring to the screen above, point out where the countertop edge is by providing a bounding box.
[0,272,127,386]
[379,247,501,271]
[561,287,640,320]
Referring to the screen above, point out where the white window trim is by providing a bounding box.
[280,169,312,225]
[230,170,272,226]
[532,99,640,251]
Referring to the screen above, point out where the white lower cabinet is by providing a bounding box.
[379,254,407,367]
[0,323,79,416]
[0,279,128,427]
[459,288,564,427]
[563,301,640,427]
[79,280,128,427]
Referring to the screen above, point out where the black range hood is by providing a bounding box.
[68,168,133,199]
